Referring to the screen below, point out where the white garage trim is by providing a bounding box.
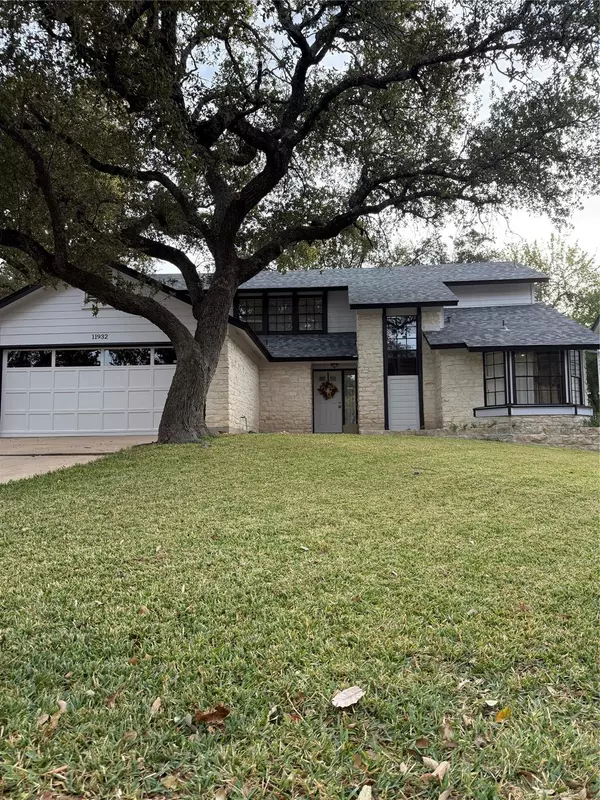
[0,344,176,437]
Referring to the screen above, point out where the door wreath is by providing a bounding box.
[318,380,339,400]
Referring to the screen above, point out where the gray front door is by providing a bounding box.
[313,370,343,433]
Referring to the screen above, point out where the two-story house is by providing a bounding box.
[0,262,597,437]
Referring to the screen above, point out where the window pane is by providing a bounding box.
[483,352,505,406]
[343,371,357,425]
[268,296,293,332]
[386,316,417,375]
[7,350,52,368]
[298,295,324,331]
[237,296,263,332]
[105,348,150,366]
[154,347,177,365]
[55,349,101,367]
[514,351,563,404]
[569,351,582,404]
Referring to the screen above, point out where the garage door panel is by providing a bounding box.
[30,371,54,390]
[128,390,152,409]
[29,413,53,432]
[78,391,102,410]
[104,370,128,389]
[53,413,78,431]
[102,412,127,430]
[1,348,176,436]
[79,371,102,389]
[4,392,28,411]
[54,371,78,389]
[128,370,152,389]
[29,392,53,411]
[77,412,103,431]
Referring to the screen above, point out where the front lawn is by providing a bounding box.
[0,435,598,800]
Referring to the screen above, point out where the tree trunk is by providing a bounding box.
[157,266,235,444]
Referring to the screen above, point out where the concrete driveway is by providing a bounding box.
[0,436,156,484]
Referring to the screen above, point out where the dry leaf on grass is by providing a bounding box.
[39,700,67,735]
[433,761,450,781]
[439,790,452,800]
[150,697,162,716]
[137,605,150,615]
[331,686,365,708]
[462,714,474,728]
[121,730,137,742]
[495,706,511,722]
[484,699,499,708]
[161,775,180,790]
[423,757,439,771]
[399,762,409,775]
[214,787,230,800]
[415,736,430,749]
[358,787,372,800]
[194,702,231,725]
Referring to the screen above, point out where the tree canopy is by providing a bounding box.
[0,0,598,441]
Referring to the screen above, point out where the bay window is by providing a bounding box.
[483,352,506,406]
[513,351,563,404]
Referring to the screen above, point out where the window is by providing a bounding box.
[237,296,263,331]
[268,296,293,331]
[386,316,417,375]
[154,347,177,365]
[7,350,52,368]
[343,371,357,426]
[514,351,563,404]
[55,349,101,367]
[484,352,506,406]
[298,295,324,331]
[569,350,583,404]
[105,348,150,366]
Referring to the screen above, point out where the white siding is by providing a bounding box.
[387,376,420,430]
[450,282,534,307]
[0,285,196,347]
[327,290,356,332]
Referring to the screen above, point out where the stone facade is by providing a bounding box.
[206,329,261,433]
[259,361,313,433]
[356,309,385,433]
[438,348,484,426]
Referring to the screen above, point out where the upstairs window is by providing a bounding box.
[268,296,293,332]
[514,351,563,404]
[298,295,324,331]
[386,316,417,375]
[237,296,263,332]
[484,352,506,406]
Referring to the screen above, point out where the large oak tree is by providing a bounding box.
[0,0,598,442]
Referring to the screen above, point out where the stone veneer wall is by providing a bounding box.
[420,308,443,429]
[259,361,313,432]
[227,335,260,433]
[205,329,261,433]
[356,309,385,433]
[439,348,484,426]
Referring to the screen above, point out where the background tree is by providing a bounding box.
[0,0,598,442]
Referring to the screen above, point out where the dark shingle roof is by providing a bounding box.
[157,262,546,307]
[239,262,546,306]
[258,332,357,359]
[424,304,600,350]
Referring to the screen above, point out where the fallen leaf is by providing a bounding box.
[458,679,470,689]
[300,546,309,551]
[462,714,474,728]
[415,736,430,748]
[358,787,372,800]
[433,761,450,782]
[161,775,180,790]
[441,718,454,744]
[518,602,532,614]
[423,757,440,770]
[399,762,409,775]
[121,730,137,742]
[194,702,231,725]
[42,765,69,777]
[150,697,162,716]
[517,771,538,786]
[353,753,365,769]
[267,705,278,723]
[137,605,150,615]
[64,671,73,679]
[128,657,140,665]
[45,700,67,734]
[475,735,487,747]
[495,706,511,722]
[439,791,453,800]
[36,713,50,728]
[214,788,230,800]
[484,699,499,707]
[331,686,365,708]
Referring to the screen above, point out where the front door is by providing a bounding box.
[313,369,343,433]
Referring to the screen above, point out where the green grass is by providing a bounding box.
[0,435,598,800]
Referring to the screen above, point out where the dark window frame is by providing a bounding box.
[483,351,507,407]
[104,347,151,367]
[55,348,102,368]
[512,350,564,405]
[235,290,327,334]
[236,295,265,332]
[6,349,52,368]
[568,350,583,405]
[385,315,418,376]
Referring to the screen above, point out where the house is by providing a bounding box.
[0,262,597,437]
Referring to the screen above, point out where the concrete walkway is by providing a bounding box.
[0,436,155,484]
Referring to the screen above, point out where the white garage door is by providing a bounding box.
[0,346,176,436]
